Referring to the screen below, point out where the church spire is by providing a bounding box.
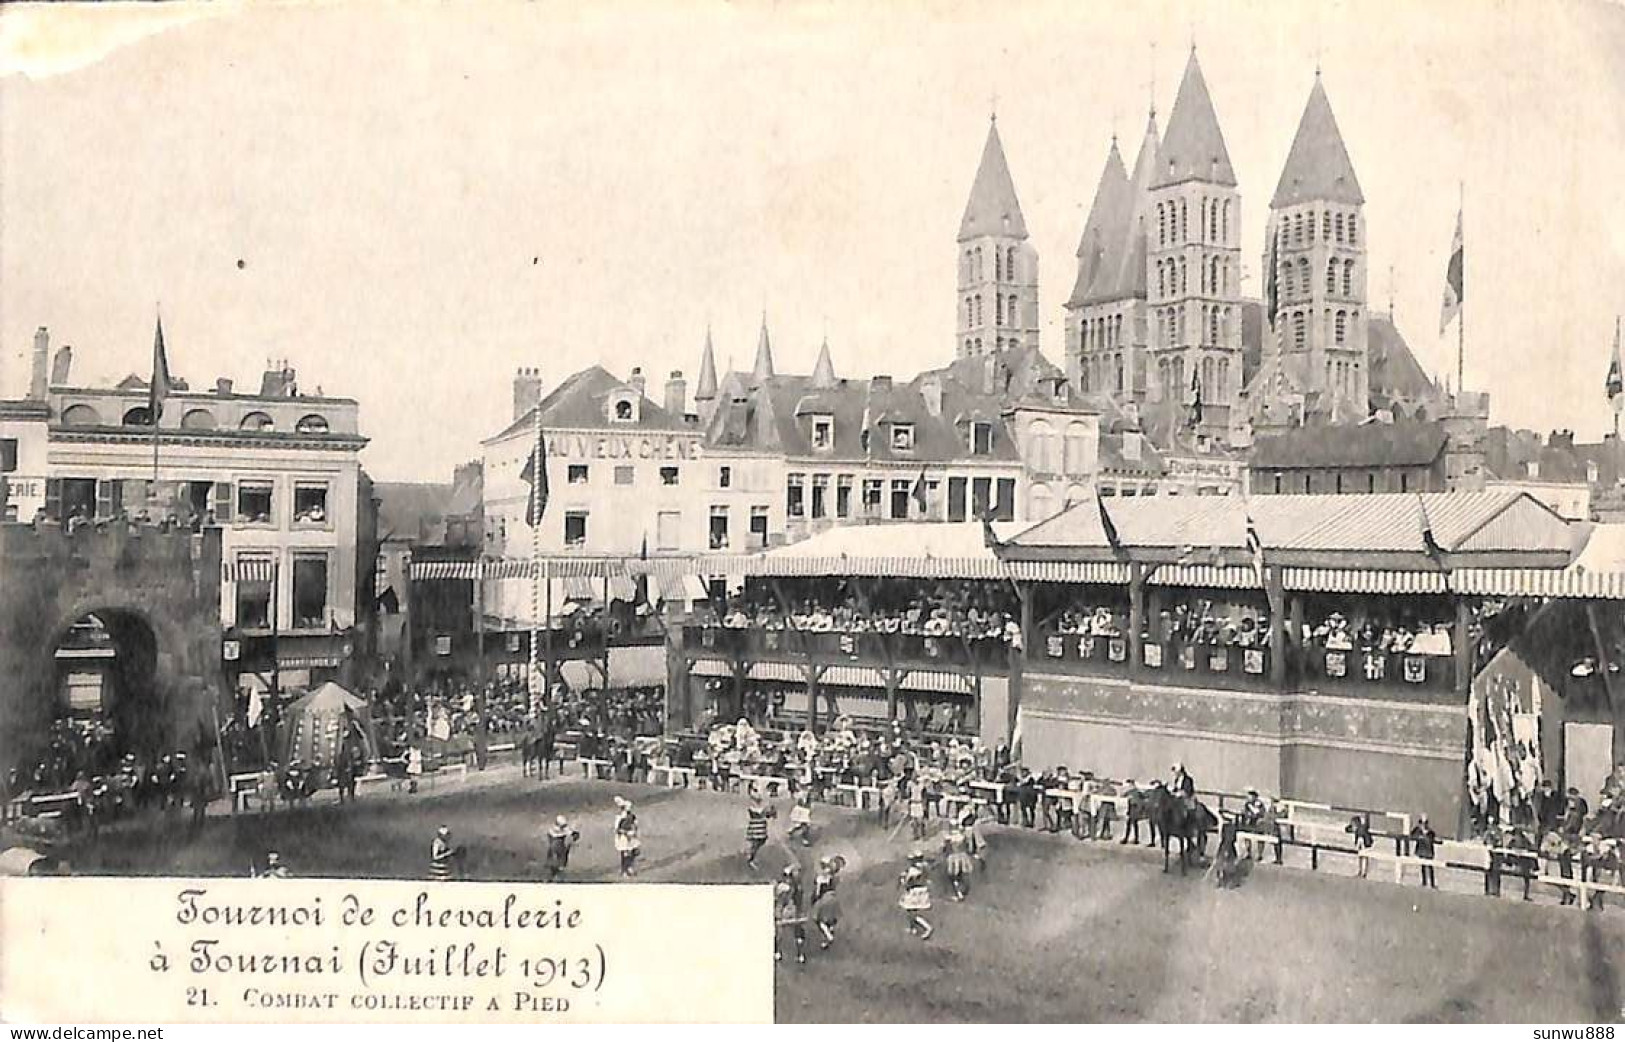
[957,116,1029,243]
[1151,48,1235,189]
[695,325,718,402]
[810,336,837,389]
[1271,74,1364,208]
[750,313,775,386]
[1067,138,1131,308]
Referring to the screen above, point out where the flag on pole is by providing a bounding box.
[247,686,264,729]
[1010,705,1025,762]
[520,427,549,526]
[1265,226,1279,331]
[149,315,173,422]
[1439,210,1464,334]
[1244,508,1267,590]
[1096,491,1121,550]
[1607,318,1623,411]
[911,468,929,515]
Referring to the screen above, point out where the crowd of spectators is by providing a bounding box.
[698,580,1022,645]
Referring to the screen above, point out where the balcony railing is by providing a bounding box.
[681,625,1008,670]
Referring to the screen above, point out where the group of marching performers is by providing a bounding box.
[896,804,987,941]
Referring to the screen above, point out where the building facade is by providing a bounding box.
[24,329,369,693]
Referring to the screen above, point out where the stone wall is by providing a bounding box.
[0,521,227,772]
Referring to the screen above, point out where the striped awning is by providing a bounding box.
[223,559,278,583]
[1148,564,1259,590]
[1282,567,1450,594]
[1450,567,1625,600]
[735,555,1007,579]
[1003,560,1129,584]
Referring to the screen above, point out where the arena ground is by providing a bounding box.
[48,771,1625,1023]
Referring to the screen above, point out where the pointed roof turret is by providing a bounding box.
[1271,74,1364,208]
[1150,50,1236,189]
[957,117,1029,243]
[810,337,837,389]
[1084,111,1161,305]
[695,326,718,402]
[750,313,776,386]
[1067,138,1131,308]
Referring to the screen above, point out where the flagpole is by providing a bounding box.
[529,395,543,715]
[1457,181,1465,396]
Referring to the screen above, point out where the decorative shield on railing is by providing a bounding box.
[1325,651,1347,678]
[1243,649,1265,675]
[1403,656,1427,684]
[925,637,942,658]
[1108,638,1127,663]
[702,628,717,649]
[1079,636,1095,659]
[1209,648,1229,672]
[1363,652,1387,681]
[1046,635,1064,658]
[1143,643,1163,668]
[839,634,856,657]
[1180,645,1197,670]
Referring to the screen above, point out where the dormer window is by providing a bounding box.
[891,423,916,452]
[971,421,993,455]
[810,414,834,451]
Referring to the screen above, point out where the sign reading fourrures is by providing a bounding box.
[0,880,772,1023]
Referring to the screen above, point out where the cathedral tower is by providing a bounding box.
[956,116,1039,359]
[1146,49,1243,437]
[1264,73,1368,420]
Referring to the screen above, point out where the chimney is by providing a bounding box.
[512,367,544,421]
[216,377,234,396]
[920,377,942,417]
[629,366,646,399]
[49,345,72,387]
[29,327,49,400]
[664,369,686,417]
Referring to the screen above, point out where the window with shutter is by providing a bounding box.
[213,482,233,522]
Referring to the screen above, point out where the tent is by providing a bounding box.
[281,682,377,770]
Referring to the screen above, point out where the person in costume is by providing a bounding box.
[613,797,641,878]
[544,815,580,882]
[774,866,808,964]
[745,792,776,870]
[787,790,814,847]
[810,855,845,950]
[898,848,934,941]
[428,825,459,881]
[942,818,976,901]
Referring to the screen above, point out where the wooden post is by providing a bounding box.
[1128,562,1146,677]
[1454,596,1474,700]
[1269,569,1287,689]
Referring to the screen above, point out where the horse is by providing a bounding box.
[1148,786,1219,875]
[1120,785,1161,848]
[521,721,556,779]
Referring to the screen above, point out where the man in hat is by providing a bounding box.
[810,855,844,950]
[787,790,814,847]
[429,826,458,882]
[942,816,976,902]
[744,792,775,870]
[544,815,580,882]
[1409,816,1438,889]
[613,797,640,878]
[261,852,290,879]
[1562,787,1590,835]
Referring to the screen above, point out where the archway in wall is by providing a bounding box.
[42,610,166,784]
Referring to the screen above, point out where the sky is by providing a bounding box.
[2,0,1623,482]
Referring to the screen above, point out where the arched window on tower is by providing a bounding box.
[1348,217,1358,246]
[1335,310,1348,346]
[1176,306,1186,344]
[974,247,983,280]
[995,295,1003,325]
[1179,257,1188,293]
[1158,204,1167,245]
[1327,259,1338,295]
[1293,311,1306,351]
[1115,353,1125,392]
[1179,200,1188,242]
[1210,200,1219,241]
[1007,247,1017,281]
[975,296,983,326]
[1335,214,1345,244]
[1322,211,1332,240]
[995,249,1003,282]
[1009,295,1019,328]
[1297,257,1310,299]
[1208,307,1219,346]
[1342,259,1355,297]
[1222,200,1231,243]
[1293,213,1304,244]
